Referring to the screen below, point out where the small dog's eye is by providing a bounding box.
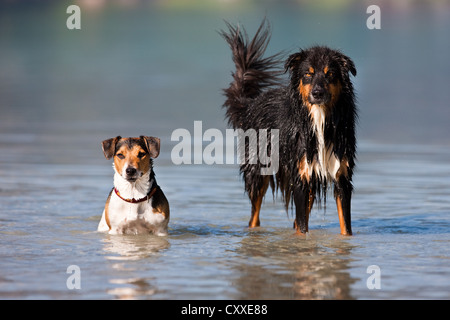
[116,153,125,159]
[138,152,146,159]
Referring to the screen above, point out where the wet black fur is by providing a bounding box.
[220,19,357,233]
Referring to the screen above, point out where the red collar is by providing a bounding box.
[114,185,158,204]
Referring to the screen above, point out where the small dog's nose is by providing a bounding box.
[126,167,137,176]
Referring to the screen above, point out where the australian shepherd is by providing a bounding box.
[221,20,357,235]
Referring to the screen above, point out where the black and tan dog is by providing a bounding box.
[221,20,357,235]
[97,136,170,235]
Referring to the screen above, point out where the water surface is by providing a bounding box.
[1,136,449,299]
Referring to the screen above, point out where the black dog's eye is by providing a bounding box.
[137,152,146,159]
[116,153,125,159]
[303,73,313,82]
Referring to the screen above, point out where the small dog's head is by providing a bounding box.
[102,136,160,182]
[285,46,356,110]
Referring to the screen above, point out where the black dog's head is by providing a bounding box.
[285,46,356,110]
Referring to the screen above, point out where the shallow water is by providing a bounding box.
[1,2,450,300]
[0,136,449,300]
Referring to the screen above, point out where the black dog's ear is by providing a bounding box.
[284,51,306,73]
[339,53,357,77]
[102,136,121,160]
[141,136,160,159]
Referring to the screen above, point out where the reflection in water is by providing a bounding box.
[107,278,157,300]
[101,234,169,299]
[232,230,357,300]
[102,234,170,260]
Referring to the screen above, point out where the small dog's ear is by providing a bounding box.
[141,136,160,159]
[102,136,121,160]
[284,51,305,73]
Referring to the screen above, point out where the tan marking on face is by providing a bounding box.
[308,66,314,74]
[113,139,150,177]
[324,66,329,74]
[298,80,313,112]
[329,80,342,106]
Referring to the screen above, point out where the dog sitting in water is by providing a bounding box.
[221,20,357,235]
[97,136,170,235]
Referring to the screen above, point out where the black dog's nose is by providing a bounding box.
[126,167,137,176]
[311,86,325,99]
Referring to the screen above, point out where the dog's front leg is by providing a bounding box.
[293,185,311,235]
[335,176,353,236]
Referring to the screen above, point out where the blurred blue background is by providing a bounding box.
[1,0,449,162]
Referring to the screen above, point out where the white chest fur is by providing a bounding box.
[98,166,168,236]
[107,191,167,235]
[308,105,341,182]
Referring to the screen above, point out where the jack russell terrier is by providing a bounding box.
[97,136,170,235]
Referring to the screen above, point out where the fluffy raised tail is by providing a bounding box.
[220,19,282,128]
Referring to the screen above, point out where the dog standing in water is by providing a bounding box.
[221,20,357,235]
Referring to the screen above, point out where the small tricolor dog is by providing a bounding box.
[221,19,357,235]
[97,136,170,235]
